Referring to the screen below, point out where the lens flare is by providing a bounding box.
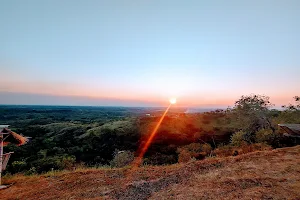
[132,103,172,169]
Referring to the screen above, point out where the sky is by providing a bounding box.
[0,0,299,107]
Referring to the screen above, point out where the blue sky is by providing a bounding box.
[0,0,299,107]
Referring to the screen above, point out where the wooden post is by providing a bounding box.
[0,125,10,186]
[2,153,13,171]
[0,134,3,186]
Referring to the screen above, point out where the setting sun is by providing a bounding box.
[169,98,177,104]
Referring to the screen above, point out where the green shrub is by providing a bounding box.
[59,156,76,170]
[230,131,248,146]
[255,129,274,144]
[255,129,290,148]
[24,167,37,175]
[32,155,76,173]
[37,149,47,159]
[110,151,134,168]
[11,160,27,173]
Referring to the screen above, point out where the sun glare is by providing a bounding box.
[169,98,177,104]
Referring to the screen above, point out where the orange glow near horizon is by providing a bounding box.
[1,80,298,107]
[132,103,172,169]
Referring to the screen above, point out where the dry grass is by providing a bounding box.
[213,143,272,158]
[1,146,300,200]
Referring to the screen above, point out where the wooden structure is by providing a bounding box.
[2,152,14,171]
[0,125,29,188]
[278,124,300,138]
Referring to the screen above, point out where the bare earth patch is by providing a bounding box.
[1,146,300,200]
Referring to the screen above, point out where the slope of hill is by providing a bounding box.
[1,146,300,200]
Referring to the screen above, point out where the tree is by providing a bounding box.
[277,96,300,124]
[231,95,275,142]
[282,96,300,111]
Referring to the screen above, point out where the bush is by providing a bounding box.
[239,143,272,154]
[255,129,274,144]
[59,156,76,170]
[255,129,291,148]
[24,167,37,175]
[213,145,234,157]
[214,143,272,158]
[143,153,177,165]
[11,160,27,173]
[177,143,212,163]
[110,151,134,168]
[230,131,248,146]
[201,143,212,154]
[32,155,76,173]
[177,149,192,163]
[177,143,201,154]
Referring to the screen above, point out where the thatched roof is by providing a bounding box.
[278,124,300,136]
[0,128,29,146]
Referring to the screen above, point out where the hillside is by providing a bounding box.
[1,146,300,200]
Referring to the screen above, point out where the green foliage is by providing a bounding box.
[24,167,37,175]
[255,129,274,144]
[231,94,275,134]
[60,156,76,170]
[255,128,295,148]
[11,160,27,173]
[31,155,76,173]
[37,149,47,159]
[230,131,248,146]
[110,151,134,168]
